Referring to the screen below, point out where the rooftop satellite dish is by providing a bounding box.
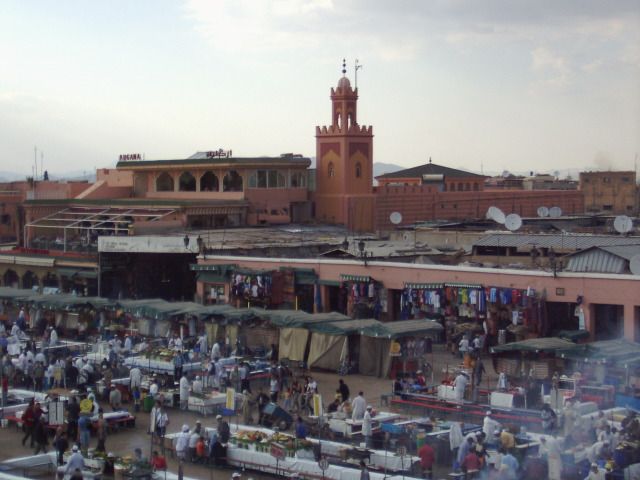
[389,212,403,225]
[537,206,550,218]
[505,213,523,232]
[486,206,506,224]
[630,254,640,275]
[549,206,562,218]
[614,215,633,234]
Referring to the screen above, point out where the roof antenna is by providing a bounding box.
[342,58,346,76]
[355,59,363,89]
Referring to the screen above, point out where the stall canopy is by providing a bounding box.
[362,319,444,339]
[559,339,640,364]
[260,310,350,328]
[260,310,351,362]
[15,293,111,311]
[491,337,587,354]
[308,318,384,335]
[0,287,42,300]
[307,319,382,371]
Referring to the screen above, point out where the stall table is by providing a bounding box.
[327,412,403,438]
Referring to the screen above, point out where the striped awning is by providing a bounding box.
[340,274,371,282]
[445,282,482,289]
[190,264,236,272]
[404,283,444,289]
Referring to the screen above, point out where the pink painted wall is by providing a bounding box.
[197,256,640,340]
[96,168,133,187]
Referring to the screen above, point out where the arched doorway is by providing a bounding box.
[156,172,174,192]
[22,271,39,290]
[200,171,219,192]
[179,172,196,191]
[3,269,19,288]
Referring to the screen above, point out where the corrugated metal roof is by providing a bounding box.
[474,233,640,250]
[566,249,627,273]
[565,245,640,273]
[598,245,640,260]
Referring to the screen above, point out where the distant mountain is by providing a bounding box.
[373,162,404,177]
[0,171,28,182]
[0,170,96,183]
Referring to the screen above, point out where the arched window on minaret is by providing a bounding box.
[328,162,335,178]
[355,162,362,178]
[347,112,353,129]
[337,113,342,129]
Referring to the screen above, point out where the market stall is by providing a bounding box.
[360,319,444,378]
[165,423,421,478]
[306,319,383,372]
[124,352,201,375]
[259,309,351,362]
[491,337,588,408]
[339,274,383,320]
[558,339,640,409]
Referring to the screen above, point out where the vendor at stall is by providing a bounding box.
[216,415,230,443]
[482,411,501,445]
[179,374,189,410]
[363,406,373,448]
[211,341,221,360]
[129,365,142,391]
[176,425,190,460]
[64,445,85,476]
[338,379,350,401]
[192,376,204,395]
[352,391,367,420]
[453,371,469,402]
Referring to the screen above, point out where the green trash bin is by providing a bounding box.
[143,394,154,413]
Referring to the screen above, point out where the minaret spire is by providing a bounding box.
[342,58,346,76]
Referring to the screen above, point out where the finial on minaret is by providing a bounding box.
[342,58,346,76]
[429,157,432,163]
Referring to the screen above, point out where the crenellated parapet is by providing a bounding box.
[316,124,373,136]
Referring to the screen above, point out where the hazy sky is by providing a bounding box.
[1,0,639,177]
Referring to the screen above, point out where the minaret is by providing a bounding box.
[315,60,374,231]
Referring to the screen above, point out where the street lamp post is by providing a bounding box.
[357,239,370,266]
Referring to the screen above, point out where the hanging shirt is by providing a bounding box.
[489,288,498,303]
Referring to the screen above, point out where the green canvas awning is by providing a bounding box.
[556,330,590,342]
[197,272,229,283]
[559,339,640,364]
[0,287,40,300]
[259,309,351,328]
[491,337,586,354]
[308,318,385,336]
[295,271,317,285]
[319,280,341,287]
[362,319,444,339]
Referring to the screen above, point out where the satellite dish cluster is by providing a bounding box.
[486,206,523,232]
